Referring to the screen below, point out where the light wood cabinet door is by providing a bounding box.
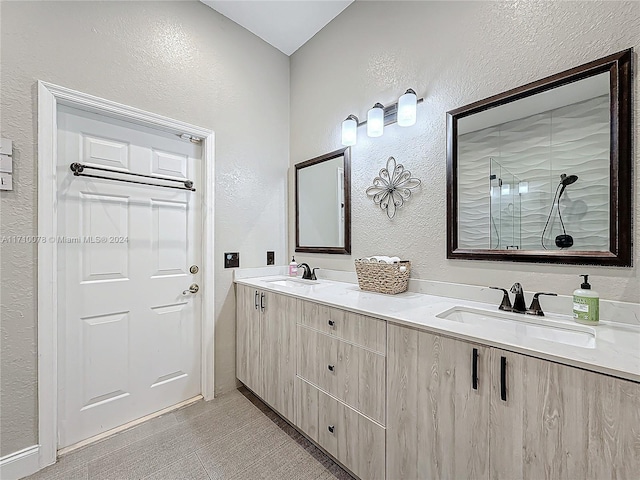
[489,348,640,480]
[261,291,297,419]
[236,284,262,396]
[387,324,490,480]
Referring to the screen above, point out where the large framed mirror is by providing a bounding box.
[295,147,351,254]
[447,49,632,266]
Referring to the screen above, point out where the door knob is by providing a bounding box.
[183,283,199,295]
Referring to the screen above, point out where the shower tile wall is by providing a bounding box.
[458,95,610,251]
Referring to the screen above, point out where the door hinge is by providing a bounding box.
[179,134,202,144]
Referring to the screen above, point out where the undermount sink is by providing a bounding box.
[436,306,596,349]
[264,278,321,288]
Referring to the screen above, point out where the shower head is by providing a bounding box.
[554,173,579,249]
[558,173,578,199]
[560,173,579,186]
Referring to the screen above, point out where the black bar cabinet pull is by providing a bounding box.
[327,425,335,433]
[260,293,265,312]
[254,290,259,310]
[472,348,479,390]
[327,364,335,372]
[500,356,507,401]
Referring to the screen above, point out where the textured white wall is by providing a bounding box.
[0,1,289,455]
[290,1,639,300]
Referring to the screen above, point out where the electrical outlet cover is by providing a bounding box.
[224,252,239,268]
[267,251,275,265]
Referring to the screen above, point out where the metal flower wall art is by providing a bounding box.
[366,156,421,218]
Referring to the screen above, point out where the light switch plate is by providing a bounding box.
[0,138,12,156]
[0,154,11,173]
[0,172,13,191]
[1,139,13,190]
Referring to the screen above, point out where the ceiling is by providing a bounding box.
[201,0,354,56]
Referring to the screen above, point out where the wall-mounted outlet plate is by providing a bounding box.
[224,252,239,268]
[267,251,275,265]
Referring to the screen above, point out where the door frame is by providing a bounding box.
[37,81,215,468]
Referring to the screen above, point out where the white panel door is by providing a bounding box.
[56,106,202,448]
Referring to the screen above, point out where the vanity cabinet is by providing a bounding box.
[237,282,640,480]
[387,323,490,479]
[295,300,386,479]
[489,348,640,479]
[387,323,640,480]
[236,284,262,396]
[235,284,297,419]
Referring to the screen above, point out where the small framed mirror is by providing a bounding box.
[296,147,351,254]
[447,49,632,266]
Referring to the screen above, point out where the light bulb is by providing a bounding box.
[397,89,417,127]
[367,103,384,137]
[341,115,358,146]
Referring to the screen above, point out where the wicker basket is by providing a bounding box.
[354,259,411,295]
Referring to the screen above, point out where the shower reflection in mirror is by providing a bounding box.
[457,73,610,252]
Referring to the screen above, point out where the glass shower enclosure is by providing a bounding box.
[489,158,523,250]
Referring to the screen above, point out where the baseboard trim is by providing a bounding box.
[0,445,40,480]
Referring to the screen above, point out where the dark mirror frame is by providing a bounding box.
[446,49,632,266]
[295,147,351,255]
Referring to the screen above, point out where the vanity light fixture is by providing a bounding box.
[341,114,358,146]
[367,103,385,137]
[340,88,424,146]
[397,89,417,127]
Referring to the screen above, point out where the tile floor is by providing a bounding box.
[26,387,354,480]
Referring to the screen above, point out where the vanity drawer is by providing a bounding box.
[317,384,385,480]
[295,376,319,443]
[299,301,346,336]
[299,300,386,354]
[297,325,386,424]
[297,326,337,397]
[295,377,385,480]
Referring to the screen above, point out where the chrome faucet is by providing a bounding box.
[297,263,318,280]
[490,283,557,316]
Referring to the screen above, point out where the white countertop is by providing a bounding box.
[235,275,640,383]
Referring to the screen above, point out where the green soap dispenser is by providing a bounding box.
[573,275,599,324]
